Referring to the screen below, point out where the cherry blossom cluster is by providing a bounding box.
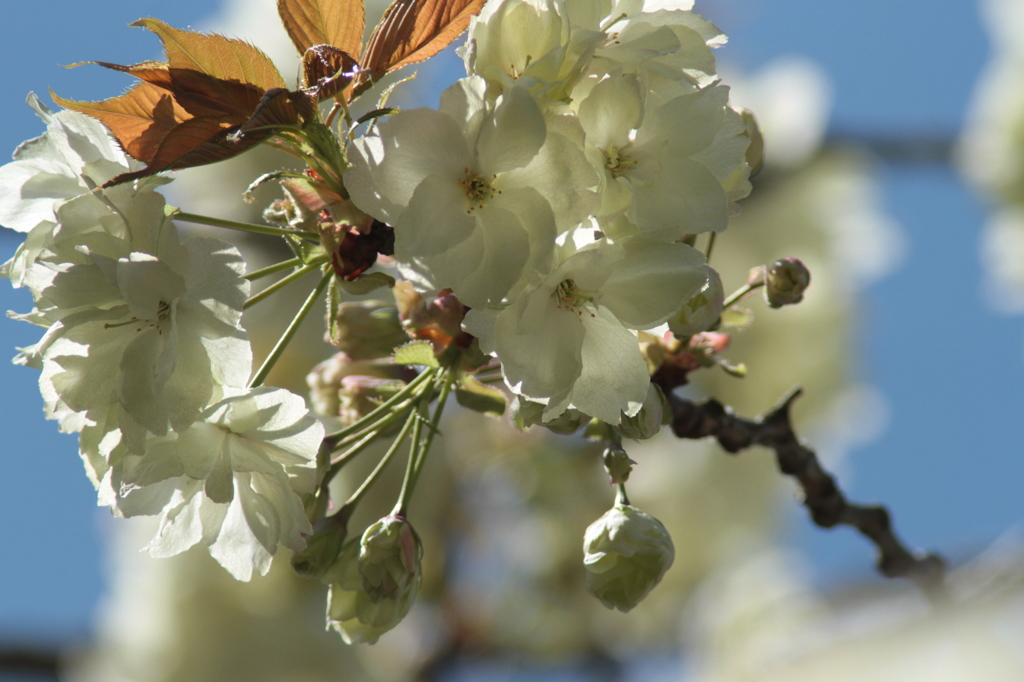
[0,96,324,581]
[346,0,753,426]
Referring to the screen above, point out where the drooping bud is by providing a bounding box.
[668,266,724,338]
[764,257,811,307]
[602,446,636,486]
[358,515,423,603]
[583,505,674,613]
[324,516,423,644]
[616,383,668,441]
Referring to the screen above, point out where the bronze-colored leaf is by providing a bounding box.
[361,0,485,81]
[105,116,265,187]
[235,88,305,137]
[131,18,286,91]
[163,69,268,119]
[301,44,359,100]
[278,0,365,58]
[52,82,188,162]
[85,60,174,88]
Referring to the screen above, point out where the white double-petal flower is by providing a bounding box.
[346,77,596,308]
[465,231,710,423]
[35,226,251,450]
[577,73,749,239]
[112,387,323,581]
[463,0,605,102]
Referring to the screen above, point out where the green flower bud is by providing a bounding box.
[513,397,589,435]
[359,515,423,603]
[583,505,674,613]
[602,447,636,485]
[764,257,811,308]
[291,512,348,579]
[616,383,668,441]
[328,301,407,360]
[324,516,423,644]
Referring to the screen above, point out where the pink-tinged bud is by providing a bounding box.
[765,257,811,308]
[393,282,472,355]
[307,352,413,422]
[324,516,424,644]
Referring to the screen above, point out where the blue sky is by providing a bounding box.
[0,0,1021,642]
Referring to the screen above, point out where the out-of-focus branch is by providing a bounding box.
[663,385,947,595]
[0,646,60,678]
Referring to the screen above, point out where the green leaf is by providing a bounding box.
[720,306,754,330]
[454,375,506,416]
[285,234,327,263]
[393,340,439,368]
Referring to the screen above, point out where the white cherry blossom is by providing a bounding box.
[346,78,596,307]
[114,387,324,581]
[465,231,710,423]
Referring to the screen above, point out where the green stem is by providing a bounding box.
[411,373,452,482]
[722,281,763,309]
[248,270,331,388]
[327,430,380,475]
[704,231,718,262]
[330,400,416,453]
[244,260,325,310]
[393,403,426,518]
[616,483,631,507]
[174,211,318,239]
[322,369,436,448]
[339,410,418,514]
[396,371,452,516]
[244,257,303,281]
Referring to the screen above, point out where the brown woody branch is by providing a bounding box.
[664,385,947,595]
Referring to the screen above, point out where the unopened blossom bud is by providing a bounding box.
[513,398,589,435]
[765,257,811,308]
[328,301,407,359]
[394,282,471,355]
[358,515,423,604]
[583,505,674,613]
[602,447,635,485]
[307,352,413,421]
[668,266,724,338]
[338,376,406,429]
[291,512,348,579]
[323,516,423,644]
[617,383,668,441]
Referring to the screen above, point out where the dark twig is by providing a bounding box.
[663,385,947,596]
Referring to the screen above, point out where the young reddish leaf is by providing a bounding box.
[301,45,359,100]
[278,0,365,59]
[235,88,310,138]
[361,0,485,81]
[52,82,189,162]
[131,18,286,91]
[55,19,305,186]
[106,115,263,186]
